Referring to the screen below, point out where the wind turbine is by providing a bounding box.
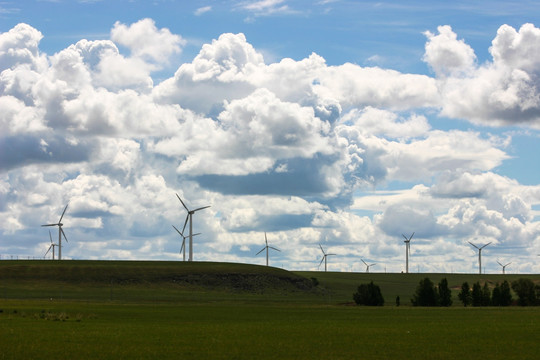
[361,259,376,273]
[402,232,414,273]
[176,193,210,262]
[172,225,200,261]
[318,244,336,272]
[497,260,511,274]
[44,230,58,260]
[468,241,491,274]
[256,232,280,266]
[41,204,68,260]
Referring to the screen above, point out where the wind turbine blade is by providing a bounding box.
[468,241,479,249]
[180,239,185,253]
[371,263,377,266]
[58,203,69,223]
[193,205,210,212]
[45,245,52,257]
[49,230,53,243]
[172,225,183,236]
[256,248,266,255]
[319,244,325,254]
[181,215,189,234]
[402,234,408,241]
[480,242,492,249]
[410,232,415,239]
[361,259,368,266]
[176,193,189,211]
[327,253,336,256]
[41,224,58,227]
[192,233,201,237]
[497,260,503,266]
[60,227,68,242]
[318,256,325,267]
[269,246,280,252]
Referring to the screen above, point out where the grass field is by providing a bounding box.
[1,260,539,359]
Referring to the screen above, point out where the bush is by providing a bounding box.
[511,278,539,306]
[353,281,384,306]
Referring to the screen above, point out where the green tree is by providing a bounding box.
[511,278,538,306]
[458,282,472,307]
[481,282,491,306]
[499,280,512,306]
[471,282,482,307]
[411,277,439,306]
[491,283,502,306]
[353,281,384,306]
[438,278,452,306]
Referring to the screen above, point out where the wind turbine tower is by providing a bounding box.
[402,232,414,273]
[361,259,376,273]
[468,241,492,274]
[176,194,210,262]
[172,225,200,261]
[318,244,336,272]
[497,260,511,274]
[41,204,69,260]
[256,232,280,266]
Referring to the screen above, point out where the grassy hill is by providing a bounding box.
[0,260,317,303]
[296,271,540,305]
[1,260,539,305]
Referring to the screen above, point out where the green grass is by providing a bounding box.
[1,300,539,359]
[1,261,540,359]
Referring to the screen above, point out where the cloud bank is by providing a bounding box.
[1,20,540,272]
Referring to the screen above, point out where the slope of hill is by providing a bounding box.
[0,260,317,302]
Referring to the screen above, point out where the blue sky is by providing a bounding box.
[1,0,540,273]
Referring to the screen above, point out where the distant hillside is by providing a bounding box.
[0,260,315,296]
[1,261,538,305]
[296,271,540,305]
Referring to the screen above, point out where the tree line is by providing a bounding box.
[353,277,540,306]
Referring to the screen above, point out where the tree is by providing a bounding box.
[458,282,472,307]
[491,283,502,306]
[438,278,452,307]
[499,280,512,306]
[511,278,538,306]
[353,281,384,306]
[481,282,491,306]
[411,277,439,306]
[471,282,482,307]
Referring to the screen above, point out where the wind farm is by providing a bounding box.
[27,195,534,276]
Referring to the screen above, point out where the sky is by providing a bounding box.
[2,0,540,274]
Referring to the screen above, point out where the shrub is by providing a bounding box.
[511,278,539,306]
[353,281,384,306]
